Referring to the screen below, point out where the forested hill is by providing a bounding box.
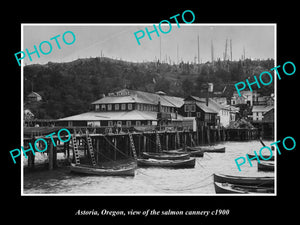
[24,57,274,119]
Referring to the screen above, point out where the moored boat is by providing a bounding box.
[137,158,196,168]
[70,163,136,176]
[214,182,274,194]
[213,173,274,187]
[258,161,274,172]
[162,149,204,157]
[199,146,226,153]
[187,146,225,153]
[141,152,190,160]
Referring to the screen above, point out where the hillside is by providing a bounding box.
[24,57,274,119]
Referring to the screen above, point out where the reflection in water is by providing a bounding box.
[23,140,275,194]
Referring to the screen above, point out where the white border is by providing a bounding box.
[21,23,277,196]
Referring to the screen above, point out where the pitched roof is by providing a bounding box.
[252,105,274,113]
[59,110,183,121]
[91,89,184,108]
[196,102,218,113]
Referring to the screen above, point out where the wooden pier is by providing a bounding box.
[23,126,258,171]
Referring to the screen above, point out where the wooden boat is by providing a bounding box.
[198,146,225,153]
[213,173,274,187]
[247,153,274,161]
[188,146,225,153]
[214,182,274,194]
[70,163,136,176]
[258,161,274,172]
[137,158,195,168]
[162,149,204,157]
[141,152,190,160]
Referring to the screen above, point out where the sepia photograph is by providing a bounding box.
[21,24,276,195]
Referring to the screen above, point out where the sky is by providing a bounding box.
[22,24,275,65]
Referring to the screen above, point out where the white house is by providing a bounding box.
[252,105,274,121]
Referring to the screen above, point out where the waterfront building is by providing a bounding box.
[59,89,185,128]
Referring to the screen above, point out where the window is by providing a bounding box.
[191,105,196,112]
[136,121,141,126]
[107,104,112,111]
[108,121,113,126]
[196,112,201,118]
[115,104,119,110]
[126,121,131,126]
[184,105,189,112]
[95,104,100,111]
[121,104,126,110]
[128,103,132,110]
[101,104,106,111]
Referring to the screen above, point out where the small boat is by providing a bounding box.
[141,152,190,160]
[188,146,225,153]
[70,163,136,176]
[247,153,274,161]
[137,158,195,168]
[214,182,274,194]
[199,146,226,153]
[213,173,274,187]
[163,149,204,157]
[258,161,274,172]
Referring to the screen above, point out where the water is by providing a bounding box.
[23,140,275,195]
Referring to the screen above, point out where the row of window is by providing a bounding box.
[184,104,196,112]
[86,120,152,127]
[95,103,133,111]
[95,103,176,113]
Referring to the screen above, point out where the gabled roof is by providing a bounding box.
[91,89,184,108]
[196,102,218,113]
[59,110,183,121]
[252,105,274,113]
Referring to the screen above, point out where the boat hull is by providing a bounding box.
[137,158,195,168]
[213,173,274,187]
[163,149,204,157]
[187,146,225,153]
[70,163,136,176]
[214,182,274,194]
[141,152,190,160]
[258,161,274,171]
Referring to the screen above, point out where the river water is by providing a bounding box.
[23,140,275,195]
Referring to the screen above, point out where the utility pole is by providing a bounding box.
[230,39,232,61]
[197,35,200,64]
[211,40,214,65]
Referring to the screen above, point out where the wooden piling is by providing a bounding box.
[48,141,54,170]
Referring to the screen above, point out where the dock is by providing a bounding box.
[23,125,259,171]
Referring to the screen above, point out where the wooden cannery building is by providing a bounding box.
[58,89,186,131]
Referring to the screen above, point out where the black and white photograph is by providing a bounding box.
[21,24,276,195]
[4,4,298,224]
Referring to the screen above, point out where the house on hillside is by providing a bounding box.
[231,90,259,106]
[58,89,185,130]
[27,91,42,102]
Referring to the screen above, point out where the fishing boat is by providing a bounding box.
[187,146,225,153]
[198,146,226,153]
[214,182,274,194]
[162,149,204,157]
[258,161,274,171]
[70,162,136,176]
[137,158,196,168]
[141,152,190,160]
[213,173,274,187]
[247,153,274,161]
